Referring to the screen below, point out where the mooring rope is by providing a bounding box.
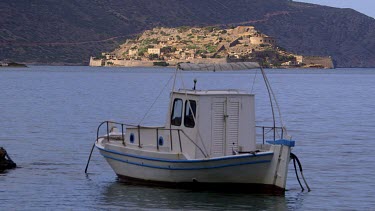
[291,152,311,192]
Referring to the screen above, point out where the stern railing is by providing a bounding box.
[256,126,284,144]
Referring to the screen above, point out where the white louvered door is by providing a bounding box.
[212,98,225,157]
[226,98,240,155]
[211,97,240,157]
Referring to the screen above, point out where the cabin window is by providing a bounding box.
[184,100,196,128]
[171,98,183,126]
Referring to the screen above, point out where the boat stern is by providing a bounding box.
[259,139,295,190]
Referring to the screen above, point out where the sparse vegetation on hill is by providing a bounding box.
[91,26,333,68]
[108,26,306,68]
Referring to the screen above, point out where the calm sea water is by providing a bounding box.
[1,66,374,210]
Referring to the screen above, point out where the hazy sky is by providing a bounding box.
[297,0,375,18]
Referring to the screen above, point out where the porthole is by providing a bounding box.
[130,133,135,143]
[158,136,164,146]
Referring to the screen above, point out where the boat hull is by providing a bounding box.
[116,174,285,194]
[96,140,291,193]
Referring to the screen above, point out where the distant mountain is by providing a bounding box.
[1,0,374,67]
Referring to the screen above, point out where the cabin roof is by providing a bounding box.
[174,89,253,96]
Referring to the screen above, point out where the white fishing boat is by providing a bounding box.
[86,62,309,194]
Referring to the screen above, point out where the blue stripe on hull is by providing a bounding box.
[100,150,272,171]
[96,146,273,163]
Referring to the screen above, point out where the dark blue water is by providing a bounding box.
[1,66,374,210]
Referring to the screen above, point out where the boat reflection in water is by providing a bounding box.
[100,181,289,210]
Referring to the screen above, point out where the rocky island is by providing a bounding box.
[90,26,334,69]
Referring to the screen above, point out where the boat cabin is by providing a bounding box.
[166,89,256,159]
[122,89,256,159]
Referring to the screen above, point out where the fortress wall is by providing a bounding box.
[302,56,334,69]
[168,58,228,66]
[91,57,228,67]
[250,37,276,45]
[106,59,154,67]
[89,57,103,66]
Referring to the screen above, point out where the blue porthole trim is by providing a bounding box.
[129,133,135,143]
[158,136,164,146]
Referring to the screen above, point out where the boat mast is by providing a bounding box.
[259,66,287,139]
[260,66,276,140]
